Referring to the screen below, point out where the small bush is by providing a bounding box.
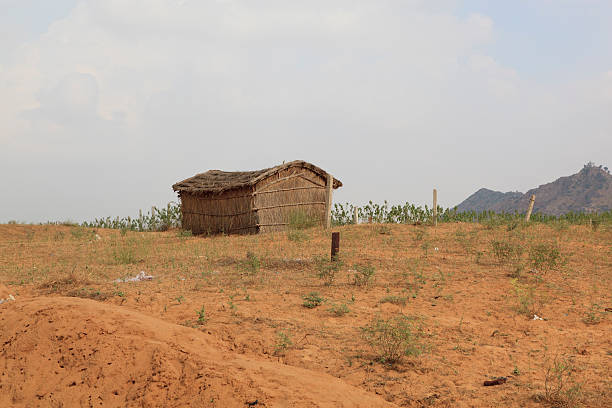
[582,303,604,325]
[361,315,423,363]
[351,264,376,286]
[302,292,325,308]
[314,256,343,285]
[490,240,524,265]
[542,355,583,407]
[274,331,292,355]
[287,229,309,242]
[379,296,408,306]
[328,302,350,316]
[239,251,261,275]
[529,243,563,272]
[196,306,207,325]
[510,278,541,317]
[177,229,193,238]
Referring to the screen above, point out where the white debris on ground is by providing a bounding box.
[114,271,153,283]
[532,314,544,321]
[95,234,102,241]
[0,294,16,305]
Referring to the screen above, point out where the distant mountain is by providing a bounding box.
[456,163,612,215]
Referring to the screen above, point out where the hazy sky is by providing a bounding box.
[1,0,611,223]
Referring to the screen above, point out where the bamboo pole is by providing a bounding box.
[325,174,333,229]
[433,189,438,226]
[525,194,536,222]
[353,207,358,224]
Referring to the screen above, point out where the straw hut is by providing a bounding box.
[172,160,342,235]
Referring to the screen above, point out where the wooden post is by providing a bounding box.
[331,232,340,260]
[432,189,438,226]
[525,194,535,222]
[353,207,358,224]
[325,174,333,229]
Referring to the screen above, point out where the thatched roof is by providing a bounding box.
[173,160,342,195]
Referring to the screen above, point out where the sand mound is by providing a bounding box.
[0,297,395,408]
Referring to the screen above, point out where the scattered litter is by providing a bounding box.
[114,271,153,283]
[532,314,544,321]
[95,234,102,241]
[0,294,16,305]
[434,247,439,251]
[483,377,507,386]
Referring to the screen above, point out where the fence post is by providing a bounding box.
[353,207,358,225]
[525,194,536,222]
[433,189,438,226]
[331,232,340,260]
[325,174,333,229]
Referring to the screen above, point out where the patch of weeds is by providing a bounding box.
[287,229,309,242]
[53,231,65,241]
[379,295,408,306]
[314,256,343,285]
[196,305,207,325]
[490,239,524,265]
[535,354,583,408]
[239,251,261,275]
[327,302,350,316]
[351,264,376,286]
[377,225,392,235]
[109,237,147,265]
[361,314,423,364]
[177,229,193,238]
[421,241,431,258]
[302,292,325,308]
[510,278,541,318]
[274,330,293,355]
[175,295,185,304]
[66,287,110,301]
[582,303,604,325]
[529,243,564,272]
[412,228,427,242]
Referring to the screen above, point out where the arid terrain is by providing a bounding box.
[1,222,610,407]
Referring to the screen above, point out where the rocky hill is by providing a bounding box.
[456,163,612,215]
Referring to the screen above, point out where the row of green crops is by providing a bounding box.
[75,200,611,232]
[331,201,612,227]
[81,202,182,231]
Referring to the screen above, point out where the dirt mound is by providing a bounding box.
[0,297,395,407]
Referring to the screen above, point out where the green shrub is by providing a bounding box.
[196,305,207,324]
[491,240,524,265]
[274,331,292,355]
[379,295,408,306]
[361,315,423,363]
[314,256,343,285]
[302,292,325,308]
[351,264,376,286]
[529,243,563,272]
[240,251,261,275]
[327,302,350,316]
[510,278,541,317]
[542,355,583,407]
[287,229,309,242]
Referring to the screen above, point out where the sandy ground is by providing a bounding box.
[0,222,610,407]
